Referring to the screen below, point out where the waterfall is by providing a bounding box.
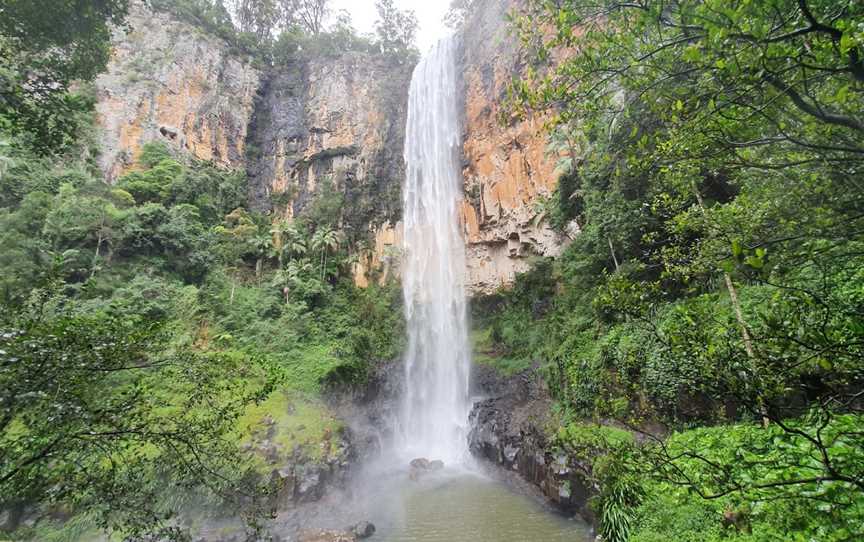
[399,36,471,464]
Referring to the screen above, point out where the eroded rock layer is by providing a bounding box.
[247,53,412,234]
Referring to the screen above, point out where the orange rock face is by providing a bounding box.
[352,222,403,288]
[94,1,571,296]
[458,0,572,295]
[95,4,261,182]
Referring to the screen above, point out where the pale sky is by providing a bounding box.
[329,0,452,53]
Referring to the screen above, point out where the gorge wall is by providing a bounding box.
[95,3,261,182]
[246,52,411,232]
[95,1,411,283]
[94,0,568,294]
[457,0,572,295]
[469,365,597,523]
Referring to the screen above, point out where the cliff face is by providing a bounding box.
[247,52,411,245]
[95,4,412,288]
[95,3,261,182]
[95,1,568,295]
[469,365,596,523]
[458,0,571,295]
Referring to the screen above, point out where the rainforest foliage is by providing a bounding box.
[150,0,420,63]
[0,0,403,539]
[476,0,864,540]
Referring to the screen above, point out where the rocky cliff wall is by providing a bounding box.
[95,1,570,295]
[95,3,261,182]
[246,53,412,290]
[458,0,572,295]
[469,365,597,523]
[248,54,410,228]
[95,4,413,288]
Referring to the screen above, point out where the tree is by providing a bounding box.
[281,0,329,35]
[270,219,292,266]
[443,0,477,29]
[213,207,258,304]
[310,227,339,281]
[505,1,864,538]
[249,231,273,279]
[374,0,418,57]
[42,183,131,279]
[0,137,12,178]
[0,0,130,153]
[272,258,313,304]
[0,302,273,537]
[235,0,280,41]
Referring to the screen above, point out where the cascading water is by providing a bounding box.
[268,36,591,542]
[399,36,472,464]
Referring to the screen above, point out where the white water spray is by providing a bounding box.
[399,37,471,464]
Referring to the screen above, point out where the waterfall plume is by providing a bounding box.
[399,36,471,463]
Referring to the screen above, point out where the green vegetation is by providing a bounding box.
[237,390,344,472]
[0,134,403,537]
[631,416,864,542]
[470,324,533,376]
[0,307,275,540]
[0,3,405,537]
[491,0,864,540]
[0,0,129,153]
[151,0,420,64]
[3,0,862,540]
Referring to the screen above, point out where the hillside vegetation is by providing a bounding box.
[472,1,864,540]
[0,0,406,538]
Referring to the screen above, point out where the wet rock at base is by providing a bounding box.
[296,464,323,501]
[409,457,431,469]
[350,521,376,539]
[409,457,445,481]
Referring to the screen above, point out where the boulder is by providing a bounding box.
[409,457,446,481]
[409,457,431,469]
[295,464,323,501]
[350,521,376,539]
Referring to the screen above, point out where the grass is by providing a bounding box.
[236,388,344,474]
[278,344,345,393]
[470,326,533,375]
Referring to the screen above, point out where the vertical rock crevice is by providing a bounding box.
[245,53,412,236]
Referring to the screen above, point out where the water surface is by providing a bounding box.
[350,468,592,542]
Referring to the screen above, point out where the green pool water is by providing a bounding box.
[363,470,592,542]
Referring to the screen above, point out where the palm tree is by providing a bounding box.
[310,227,340,281]
[269,220,295,267]
[249,232,272,279]
[287,232,308,262]
[0,138,14,180]
[273,259,313,304]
